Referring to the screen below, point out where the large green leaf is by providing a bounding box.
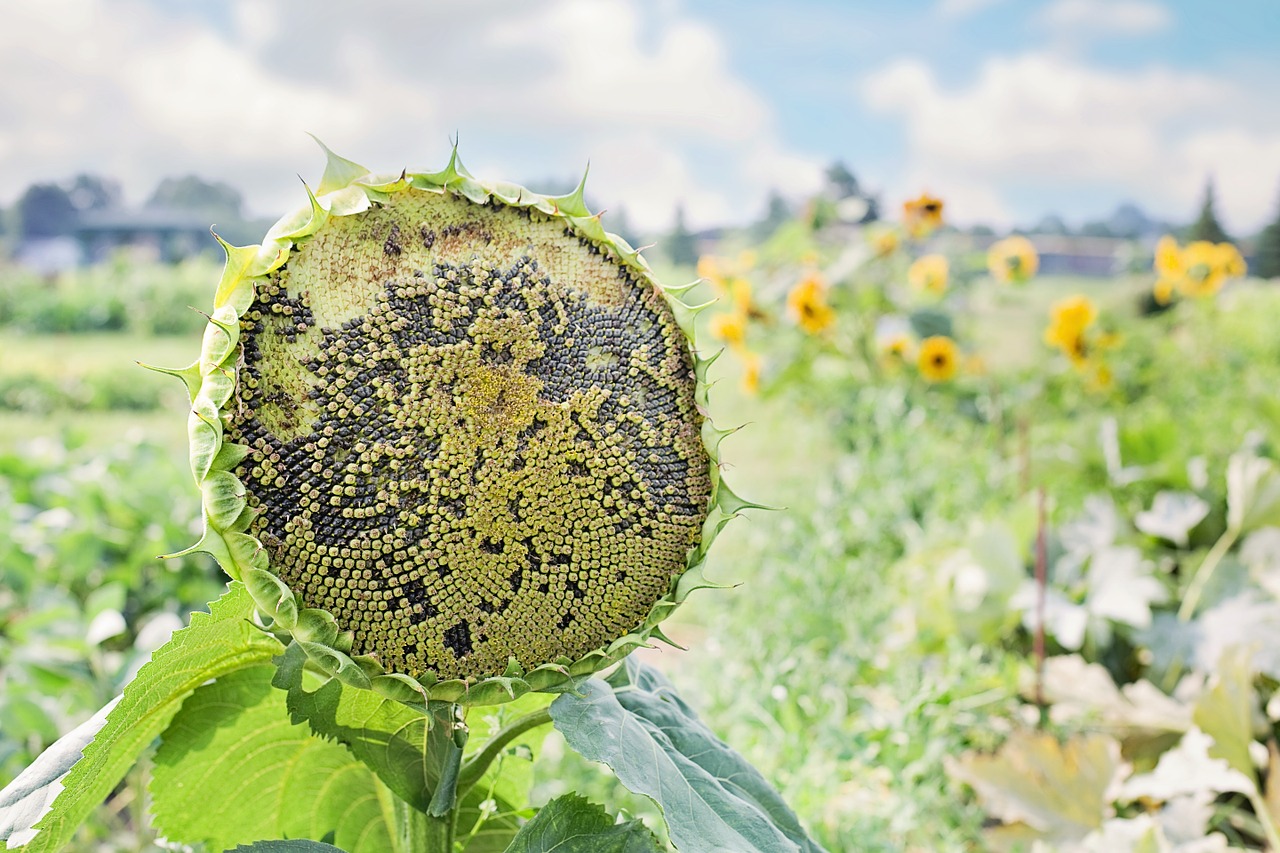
[550,659,827,853]
[503,794,661,853]
[230,842,347,852]
[272,643,434,813]
[150,665,392,853]
[0,583,281,852]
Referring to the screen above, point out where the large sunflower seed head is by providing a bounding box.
[169,143,734,705]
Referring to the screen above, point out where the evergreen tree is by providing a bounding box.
[666,205,698,267]
[824,161,860,198]
[1188,178,1231,244]
[752,189,791,239]
[1256,185,1280,279]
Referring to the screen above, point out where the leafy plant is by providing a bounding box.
[0,146,822,853]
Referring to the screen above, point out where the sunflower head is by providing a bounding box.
[166,143,747,707]
[917,335,959,382]
[903,193,944,238]
[908,254,950,296]
[987,236,1039,285]
[786,270,835,335]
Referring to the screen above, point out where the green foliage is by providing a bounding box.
[1188,178,1232,244]
[1255,187,1280,279]
[150,665,393,853]
[0,584,282,852]
[504,795,660,852]
[551,658,827,853]
[0,255,216,335]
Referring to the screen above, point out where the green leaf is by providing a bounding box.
[1228,452,1280,534]
[550,659,827,853]
[229,842,348,852]
[272,642,434,812]
[1192,645,1262,778]
[150,665,392,853]
[0,583,282,852]
[0,698,117,848]
[503,794,660,853]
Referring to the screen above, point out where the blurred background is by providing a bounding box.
[3,1,1280,850]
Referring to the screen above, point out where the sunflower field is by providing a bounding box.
[1,174,1278,852]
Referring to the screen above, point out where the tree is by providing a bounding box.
[146,175,244,221]
[1188,178,1231,244]
[824,161,860,198]
[1256,185,1280,279]
[66,174,121,213]
[665,205,698,267]
[752,189,792,240]
[16,183,76,239]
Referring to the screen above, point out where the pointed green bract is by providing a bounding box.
[179,141,747,707]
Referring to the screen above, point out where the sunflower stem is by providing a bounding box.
[456,706,554,796]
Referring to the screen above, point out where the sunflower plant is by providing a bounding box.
[0,145,827,853]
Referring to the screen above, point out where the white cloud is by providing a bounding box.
[1041,0,1172,36]
[861,53,1280,230]
[0,0,821,232]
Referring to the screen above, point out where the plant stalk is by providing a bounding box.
[456,706,553,796]
[1178,526,1239,621]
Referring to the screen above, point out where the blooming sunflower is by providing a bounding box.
[787,271,835,334]
[1044,295,1098,365]
[709,309,748,348]
[987,236,1039,284]
[903,193,944,238]
[908,254,949,296]
[917,335,959,382]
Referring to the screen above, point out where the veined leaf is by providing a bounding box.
[229,842,347,852]
[272,642,433,813]
[150,665,392,853]
[0,583,282,852]
[504,794,660,853]
[550,658,827,853]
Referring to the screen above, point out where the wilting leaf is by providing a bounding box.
[947,730,1124,846]
[1191,646,1262,778]
[1038,655,1189,743]
[1120,728,1254,801]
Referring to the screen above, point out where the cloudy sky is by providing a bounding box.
[2,0,1278,234]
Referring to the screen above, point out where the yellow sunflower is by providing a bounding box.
[908,254,950,296]
[917,335,959,382]
[787,271,835,334]
[709,310,748,348]
[987,236,1039,284]
[903,193,945,238]
[1044,295,1098,365]
[1154,235,1183,278]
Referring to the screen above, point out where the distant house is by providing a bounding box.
[73,207,215,264]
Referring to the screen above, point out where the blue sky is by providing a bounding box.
[2,0,1278,233]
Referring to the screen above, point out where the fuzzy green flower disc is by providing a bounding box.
[224,187,712,681]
